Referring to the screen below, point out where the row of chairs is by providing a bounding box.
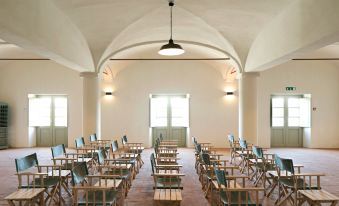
[151,137,185,205]
[194,136,264,206]
[5,134,144,206]
[228,134,338,206]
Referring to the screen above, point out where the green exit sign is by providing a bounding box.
[286,86,296,91]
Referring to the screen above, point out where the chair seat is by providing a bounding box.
[280,178,319,190]
[104,170,130,179]
[241,154,255,159]
[62,162,82,170]
[20,177,60,189]
[220,191,261,206]
[255,162,275,171]
[77,190,117,205]
[155,177,182,189]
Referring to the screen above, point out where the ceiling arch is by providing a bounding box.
[102,43,237,80]
[246,0,339,72]
[98,5,241,72]
[0,0,94,72]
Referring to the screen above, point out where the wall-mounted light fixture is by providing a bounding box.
[105,91,113,96]
[226,91,234,96]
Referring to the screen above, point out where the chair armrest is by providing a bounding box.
[37,164,63,168]
[72,186,113,190]
[153,173,185,177]
[156,165,183,168]
[294,173,325,177]
[16,172,48,176]
[87,174,121,179]
[52,157,77,161]
[223,187,265,192]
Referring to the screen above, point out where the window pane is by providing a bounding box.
[272,117,284,127]
[272,108,284,117]
[54,97,67,127]
[288,117,299,127]
[29,97,51,126]
[170,97,189,127]
[300,97,311,127]
[54,97,67,108]
[288,98,299,107]
[288,108,299,117]
[272,98,284,107]
[151,98,168,127]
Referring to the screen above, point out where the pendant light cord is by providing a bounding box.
[170,2,174,40]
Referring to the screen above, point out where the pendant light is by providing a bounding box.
[158,1,185,56]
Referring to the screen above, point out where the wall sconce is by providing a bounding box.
[226,91,234,96]
[105,91,113,96]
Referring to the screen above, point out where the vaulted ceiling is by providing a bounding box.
[0,0,339,73]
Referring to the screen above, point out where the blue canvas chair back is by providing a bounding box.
[75,137,85,148]
[97,148,107,165]
[150,153,156,174]
[228,134,235,143]
[252,146,263,159]
[214,168,227,188]
[195,143,202,154]
[51,144,66,158]
[122,135,128,145]
[111,140,119,152]
[15,153,39,173]
[89,133,97,142]
[154,143,159,154]
[192,137,197,145]
[71,162,88,186]
[239,139,247,149]
[202,153,211,165]
[275,155,295,174]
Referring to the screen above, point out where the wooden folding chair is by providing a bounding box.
[71,162,119,206]
[15,153,63,205]
[214,168,264,206]
[274,155,324,206]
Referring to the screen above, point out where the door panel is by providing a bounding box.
[271,128,284,147]
[152,127,168,146]
[54,127,68,147]
[286,128,302,147]
[38,127,53,147]
[171,127,186,147]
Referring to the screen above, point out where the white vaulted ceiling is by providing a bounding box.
[0,0,339,73]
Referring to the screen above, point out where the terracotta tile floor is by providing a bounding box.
[0,147,339,205]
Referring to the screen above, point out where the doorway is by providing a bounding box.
[29,95,68,147]
[271,95,311,147]
[150,95,189,147]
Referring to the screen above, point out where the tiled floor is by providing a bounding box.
[1,147,339,205]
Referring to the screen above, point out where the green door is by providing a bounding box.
[30,95,68,147]
[151,95,189,147]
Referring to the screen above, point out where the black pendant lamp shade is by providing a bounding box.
[158,1,185,56]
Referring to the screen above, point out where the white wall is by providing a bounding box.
[0,61,83,148]
[100,60,238,148]
[257,60,339,148]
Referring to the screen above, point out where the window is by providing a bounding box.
[150,97,168,127]
[170,97,189,127]
[288,98,300,127]
[54,97,67,127]
[272,97,284,127]
[271,96,311,128]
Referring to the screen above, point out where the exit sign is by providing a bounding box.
[286,86,296,91]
